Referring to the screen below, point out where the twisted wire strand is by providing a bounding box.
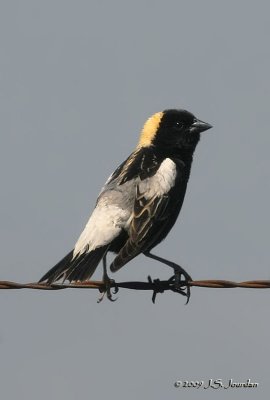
[0,279,270,290]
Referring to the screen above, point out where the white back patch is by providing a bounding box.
[73,200,130,257]
[139,158,177,199]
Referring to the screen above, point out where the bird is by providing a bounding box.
[39,109,212,302]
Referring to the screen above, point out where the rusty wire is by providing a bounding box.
[1,278,270,290]
[1,277,270,304]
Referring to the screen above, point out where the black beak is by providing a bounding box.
[190,119,213,133]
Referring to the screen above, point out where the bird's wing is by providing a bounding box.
[103,145,165,191]
[74,150,170,261]
[71,150,148,258]
[111,158,177,271]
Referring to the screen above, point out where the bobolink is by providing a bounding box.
[40,109,212,301]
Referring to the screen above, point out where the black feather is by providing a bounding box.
[39,246,108,284]
[39,250,74,284]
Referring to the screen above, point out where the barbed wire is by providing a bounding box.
[0,278,269,303]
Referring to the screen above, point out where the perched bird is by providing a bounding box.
[40,109,212,301]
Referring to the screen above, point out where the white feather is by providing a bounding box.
[139,158,176,199]
[73,199,130,257]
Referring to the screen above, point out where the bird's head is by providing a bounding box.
[138,109,212,152]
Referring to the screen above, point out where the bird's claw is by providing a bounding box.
[97,278,118,303]
[169,269,192,304]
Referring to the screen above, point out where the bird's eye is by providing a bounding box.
[174,121,184,130]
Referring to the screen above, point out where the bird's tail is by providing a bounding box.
[39,245,108,284]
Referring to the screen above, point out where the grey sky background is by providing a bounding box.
[0,1,269,399]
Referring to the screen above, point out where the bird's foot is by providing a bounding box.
[168,267,192,304]
[97,275,118,303]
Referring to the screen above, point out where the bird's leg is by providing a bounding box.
[144,251,192,281]
[97,253,118,303]
[144,251,192,303]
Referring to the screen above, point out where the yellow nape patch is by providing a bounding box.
[137,112,163,147]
